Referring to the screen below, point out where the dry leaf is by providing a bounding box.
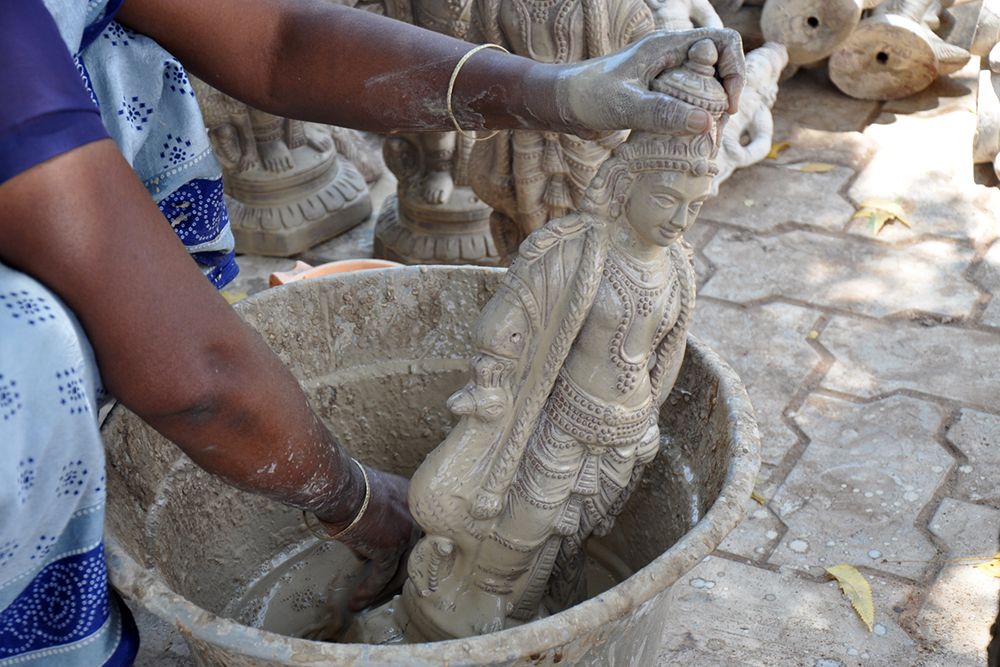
[826,564,874,632]
[751,490,766,505]
[807,330,819,340]
[853,198,910,235]
[793,163,837,173]
[221,291,248,304]
[767,142,791,159]
[975,553,1000,578]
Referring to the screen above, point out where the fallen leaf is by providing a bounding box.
[853,197,910,235]
[792,163,837,173]
[975,553,1000,578]
[221,291,248,304]
[807,330,819,340]
[751,490,766,505]
[826,564,874,632]
[767,142,791,159]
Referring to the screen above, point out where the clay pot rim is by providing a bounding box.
[107,266,761,665]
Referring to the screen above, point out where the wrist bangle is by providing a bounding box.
[302,458,371,542]
[447,43,510,141]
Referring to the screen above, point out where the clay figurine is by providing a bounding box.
[467,0,655,260]
[645,0,723,31]
[972,0,1000,179]
[828,0,970,100]
[761,0,884,66]
[374,0,506,265]
[713,42,788,194]
[191,78,380,257]
[384,39,729,643]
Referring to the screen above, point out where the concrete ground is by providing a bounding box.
[131,8,1000,666]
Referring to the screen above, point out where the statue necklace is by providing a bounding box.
[604,240,676,393]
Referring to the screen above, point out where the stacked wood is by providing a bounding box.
[827,0,970,100]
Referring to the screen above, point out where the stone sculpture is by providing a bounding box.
[191,78,379,257]
[645,0,723,31]
[466,0,655,261]
[373,0,504,266]
[713,42,788,195]
[355,40,728,644]
[972,0,1000,179]
[828,0,970,100]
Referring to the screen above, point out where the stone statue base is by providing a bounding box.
[225,148,372,257]
[374,189,501,266]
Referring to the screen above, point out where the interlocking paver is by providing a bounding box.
[690,301,821,466]
[847,111,1000,246]
[717,505,785,561]
[945,410,1000,507]
[771,395,950,580]
[702,164,856,233]
[701,230,979,318]
[820,317,1000,409]
[770,68,880,135]
[917,499,1000,663]
[656,556,919,666]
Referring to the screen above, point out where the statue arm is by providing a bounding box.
[725,109,773,168]
[691,0,725,28]
[117,0,745,137]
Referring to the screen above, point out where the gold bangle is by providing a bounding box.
[301,458,371,542]
[447,43,510,141]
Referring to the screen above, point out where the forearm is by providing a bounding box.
[117,0,557,134]
[0,140,363,526]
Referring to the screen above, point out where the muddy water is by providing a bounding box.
[222,537,633,645]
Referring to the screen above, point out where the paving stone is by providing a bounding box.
[820,317,1000,410]
[917,499,1000,662]
[973,240,1000,294]
[772,395,950,580]
[701,230,979,318]
[945,410,1000,507]
[228,255,297,299]
[717,505,786,562]
[771,67,881,134]
[769,126,879,173]
[690,301,822,466]
[984,299,1000,328]
[880,55,979,119]
[127,599,193,667]
[848,111,1000,246]
[657,557,919,666]
[703,163,856,233]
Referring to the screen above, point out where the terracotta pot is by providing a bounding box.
[269,258,402,287]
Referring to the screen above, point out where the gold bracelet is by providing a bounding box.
[447,43,510,141]
[301,458,371,542]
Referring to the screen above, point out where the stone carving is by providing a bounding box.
[972,0,1000,179]
[646,0,723,31]
[828,0,970,100]
[377,40,728,643]
[713,42,788,195]
[191,78,379,257]
[466,0,655,261]
[373,0,504,266]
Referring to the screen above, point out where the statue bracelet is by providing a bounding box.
[447,43,510,141]
[301,458,371,541]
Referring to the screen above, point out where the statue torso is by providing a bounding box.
[499,0,587,63]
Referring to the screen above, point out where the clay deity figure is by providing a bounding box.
[645,0,724,31]
[398,40,728,642]
[712,42,787,195]
[467,0,655,256]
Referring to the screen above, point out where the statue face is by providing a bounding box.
[623,171,713,246]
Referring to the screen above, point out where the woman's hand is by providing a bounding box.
[317,466,421,611]
[537,28,746,138]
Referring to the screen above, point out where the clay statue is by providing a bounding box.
[467,0,655,260]
[373,0,505,265]
[828,0,970,100]
[972,0,1000,179]
[191,78,380,257]
[760,0,884,66]
[646,0,723,31]
[353,40,728,643]
[713,42,788,195]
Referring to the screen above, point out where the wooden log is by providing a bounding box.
[828,12,970,100]
[760,0,878,65]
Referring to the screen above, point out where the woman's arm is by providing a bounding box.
[0,139,416,609]
[116,0,744,136]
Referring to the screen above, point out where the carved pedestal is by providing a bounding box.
[374,134,502,266]
[225,148,371,257]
